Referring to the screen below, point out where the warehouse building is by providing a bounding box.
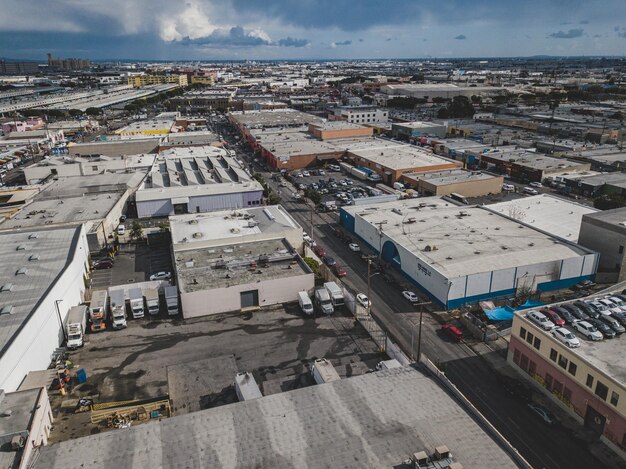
[333,106,388,124]
[380,83,509,100]
[340,198,598,308]
[510,298,626,455]
[169,205,311,318]
[68,138,161,158]
[33,366,522,469]
[401,169,504,197]
[578,208,626,282]
[0,225,89,392]
[135,147,263,218]
[308,121,373,140]
[391,121,448,140]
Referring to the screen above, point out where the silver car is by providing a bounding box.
[551,327,580,348]
[573,321,603,341]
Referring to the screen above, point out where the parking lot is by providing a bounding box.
[48,305,386,443]
[90,233,173,291]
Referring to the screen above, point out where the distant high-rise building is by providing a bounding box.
[46,53,90,71]
[0,59,39,75]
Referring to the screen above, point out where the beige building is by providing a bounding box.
[128,74,188,88]
[400,169,503,197]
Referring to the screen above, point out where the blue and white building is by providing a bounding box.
[340,198,599,309]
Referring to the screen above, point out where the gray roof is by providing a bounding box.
[0,388,42,438]
[35,366,519,469]
[0,227,81,358]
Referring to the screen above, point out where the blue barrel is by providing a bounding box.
[76,368,87,383]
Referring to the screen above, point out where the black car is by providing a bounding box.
[322,255,336,267]
[552,306,577,325]
[587,318,617,338]
[612,311,626,328]
[599,315,625,334]
[574,301,599,319]
[564,303,589,321]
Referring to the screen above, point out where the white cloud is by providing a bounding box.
[159,2,219,41]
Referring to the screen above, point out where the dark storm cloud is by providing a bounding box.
[277,37,310,47]
[333,40,352,46]
[176,26,308,47]
[548,28,584,38]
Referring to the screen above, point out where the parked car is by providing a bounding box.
[522,187,539,195]
[117,225,126,235]
[93,260,114,270]
[402,291,419,303]
[599,297,623,315]
[587,318,616,339]
[318,169,326,176]
[527,403,556,425]
[573,301,599,319]
[119,214,127,222]
[560,303,587,322]
[586,300,611,317]
[150,271,172,281]
[302,170,310,177]
[313,245,327,257]
[572,280,596,291]
[332,264,346,277]
[441,324,463,342]
[573,320,603,340]
[551,306,577,325]
[526,311,555,330]
[598,315,625,334]
[502,183,515,192]
[356,293,371,308]
[529,182,543,188]
[551,327,580,348]
[612,311,626,328]
[322,255,336,267]
[95,255,114,264]
[543,309,565,327]
[348,243,360,252]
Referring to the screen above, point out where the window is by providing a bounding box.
[513,348,521,365]
[549,349,558,362]
[520,327,527,340]
[533,337,541,350]
[611,391,620,406]
[92,165,98,171]
[568,362,577,376]
[558,355,568,370]
[620,245,624,254]
[595,381,609,401]
[526,332,534,345]
[586,374,594,388]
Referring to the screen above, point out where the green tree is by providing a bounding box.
[85,107,102,116]
[268,191,281,205]
[447,96,475,118]
[594,194,626,210]
[130,221,143,242]
[68,109,83,117]
[437,107,450,119]
[303,257,320,275]
[304,188,321,205]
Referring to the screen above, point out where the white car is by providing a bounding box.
[551,327,581,348]
[529,182,543,188]
[150,271,172,281]
[318,170,326,176]
[117,225,126,235]
[348,243,360,252]
[279,181,287,187]
[502,183,515,192]
[302,170,310,177]
[402,291,419,303]
[523,187,539,195]
[573,320,603,341]
[526,311,555,330]
[356,293,371,308]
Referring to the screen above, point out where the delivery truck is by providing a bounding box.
[144,287,160,315]
[298,291,314,315]
[109,288,127,329]
[234,372,263,401]
[164,285,179,316]
[324,282,344,308]
[311,358,341,385]
[314,288,334,315]
[129,287,144,319]
[89,290,108,332]
[66,305,88,349]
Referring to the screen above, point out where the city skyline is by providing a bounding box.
[2,0,626,60]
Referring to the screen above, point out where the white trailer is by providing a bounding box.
[311,358,341,385]
[234,372,262,401]
[324,282,344,308]
[376,359,402,371]
[314,288,334,315]
[66,305,88,349]
[144,288,160,315]
[164,285,179,316]
[109,289,127,329]
[89,290,108,332]
[128,287,144,319]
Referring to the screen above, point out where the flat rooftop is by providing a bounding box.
[349,142,459,171]
[483,149,588,171]
[343,198,593,278]
[394,121,446,129]
[116,118,174,134]
[310,121,367,131]
[487,194,597,242]
[403,169,500,185]
[34,366,519,469]
[170,205,300,246]
[230,109,325,128]
[68,139,160,157]
[176,238,308,291]
[581,207,626,233]
[0,226,81,357]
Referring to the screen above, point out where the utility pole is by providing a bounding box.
[414,300,431,362]
[310,205,315,241]
[374,220,388,261]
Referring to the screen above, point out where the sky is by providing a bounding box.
[1,0,626,61]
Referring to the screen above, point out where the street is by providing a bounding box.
[215,119,619,469]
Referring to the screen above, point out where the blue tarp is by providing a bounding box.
[517,299,545,310]
[484,306,515,321]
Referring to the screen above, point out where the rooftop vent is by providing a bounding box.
[0,305,14,315]
[15,268,28,276]
[0,284,13,292]
[28,233,39,239]
[16,244,27,251]
[29,254,40,261]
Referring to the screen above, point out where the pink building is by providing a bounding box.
[1,118,45,134]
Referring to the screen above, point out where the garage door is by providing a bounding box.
[240,290,259,308]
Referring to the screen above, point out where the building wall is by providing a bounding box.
[137,191,264,219]
[578,218,626,280]
[21,388,54,467]
[309,126,373,140]
[0,227,89,392]
[136,198,173,218]
[343,209,598,308]
[180,272,314,318]
[404,175,504,197]
[508,316,626,451]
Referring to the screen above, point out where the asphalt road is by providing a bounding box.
[214,120,616,469]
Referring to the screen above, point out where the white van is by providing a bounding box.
[298,291,314,315]
[393,182,405,190]
[117,225,126,235]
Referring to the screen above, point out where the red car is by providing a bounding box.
[332,264,347,277]
[441,324,463,342]
[543,309,565,327]
[313,245,327,257]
